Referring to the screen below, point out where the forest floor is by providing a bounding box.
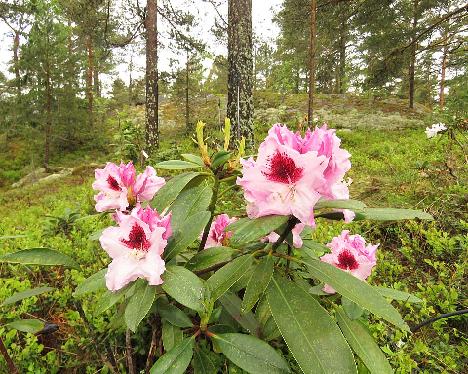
[0,94,466,373]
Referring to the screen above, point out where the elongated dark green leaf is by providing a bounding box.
[228,216,289,247]
[94,288,126,315]
[315,199,367,211]
[1,286,54,307]
[186,246,236,272]
[375,286,422,303]
[241,256,274,314]
[170,184,212,231]
[162,321,183,352]
[73,269,107,297]
[211,150,231,169]
[219,293,261,336]
[213,333,290,374]
[268,276,356,374]
[303,258,409,331]
[155,160,203,170]
[158,302,193,328]
[151,172,203,212]
[0,248,79,269]
[125,282,157,332]
[181,153,205,166]
[342,297,364,320]
[164,211,211,260]
[302,240,330,258]
[162,266,206,312]
[6,319,44,333]
[150,336,195,374]
[354,208,433,221]
[207,255,253,301]
[192,349,218,374]
[336,308,393,374]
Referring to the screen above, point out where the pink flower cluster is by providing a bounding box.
[320,230,378,293]
[237,124,352,227]
[204,214,238,249]
[93,162,165,212]
[93,162,170,292]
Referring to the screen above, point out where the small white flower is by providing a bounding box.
[142,150,149,159]
[425,123,447,138]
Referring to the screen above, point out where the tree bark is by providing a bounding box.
[408,0,419,109]
[307,0,317,124]
[13,30,21,98]
[94,63,100,98]
[185,50,190,132]
[86,34,94,126]
[227,0,253,144]
[439,41,448,108]
[145,0,159,153]
[338,19,346,94]
[44,36,53,171]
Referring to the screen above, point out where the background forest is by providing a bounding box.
[0,0,467,373]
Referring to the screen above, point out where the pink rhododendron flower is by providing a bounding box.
[320,230,378,294]
[93,162,165,213]
[99,206,170,291]
[204,214,237,248]
[237,124,352,226]
[264,223,305,248]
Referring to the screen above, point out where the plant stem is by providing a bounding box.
[126,329,136,374]
[145,315,161,373]
[0,335,18,374]
[271,216,299,251]
[198,176,220,251]
[411,309,468,332]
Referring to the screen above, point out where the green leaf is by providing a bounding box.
[207,255,253,301]
[162,321,183,352]
[158,301,193,328]
[241,256,274,314]
[125,281,157,332]
[213,333,290,374]
[186,246,237,272]
[211,150,231,169]
[152,172,203,212]
[192,349,218,374]
[219,293,261,336]
[229,216,289,247]
[150,336,195,374]
[181,153,205,166]
[73,269,107,297]
[0,235,27,240]
[0,248,79,269]
[6,319,45,334]
[315,199,367,211]
[162,266,206,312]
[375,286,422,303]
[170,184,212,231]
[342,297,364,320]
[155,160,203,170]
[302,240,329,258]
[336,307,393,374]
[354,208,433,221]
[164,211,211,260]
[94,288,126,316]
[302,258,409,331]
[1,286,54,307]
[268,275,357,374]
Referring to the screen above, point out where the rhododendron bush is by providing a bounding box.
[2,121,435,373]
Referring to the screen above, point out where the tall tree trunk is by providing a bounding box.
[439,42,448,108]
[227,0,253,144]
[44,40,52,170]
[408,0,419,109]
[307,0,317,124]
[294,69,299,94]
[94,63,100,97]
[185,50,190,133]
[145,0,159,153]
[86,34,94,126]
[13,30,21,98]
[338,19,346,94]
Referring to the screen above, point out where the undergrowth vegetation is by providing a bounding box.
[0,99,466,373]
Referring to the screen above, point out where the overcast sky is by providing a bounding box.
[0,0,282,92]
